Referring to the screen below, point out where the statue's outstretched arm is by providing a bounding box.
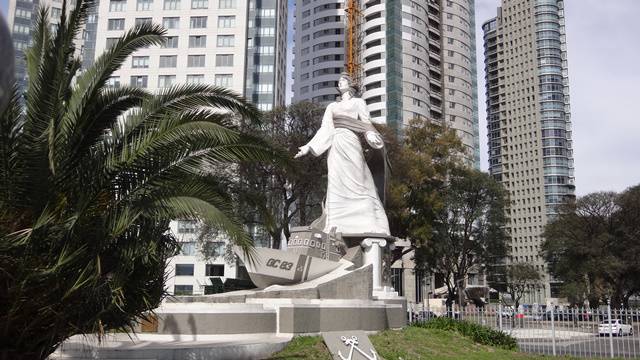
[296,103,335,158]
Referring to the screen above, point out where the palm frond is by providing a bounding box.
[57,23,165,167]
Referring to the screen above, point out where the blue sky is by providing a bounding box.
[3,0,639,196]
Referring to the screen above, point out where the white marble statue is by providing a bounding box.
[294,73,390,236]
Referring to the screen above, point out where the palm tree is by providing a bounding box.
[0,0,282,358]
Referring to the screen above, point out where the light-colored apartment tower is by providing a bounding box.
[7,0,286,296]
[293,0,481,304]
[483,0,575,303]
[7,0,92,87]
[93,0,286,107]
[292,0,480,168]
[90,0,287,295]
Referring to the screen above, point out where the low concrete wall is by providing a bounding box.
[152,299,405,336]
[279,305,395,333]
[157,312,277,334]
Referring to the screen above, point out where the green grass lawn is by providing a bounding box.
[268,327,582,360]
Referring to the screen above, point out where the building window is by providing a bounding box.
[136,0,152,10]
[105,37,119,48]
[205,264,225,277]
[257,64,273,73]
[163,0,180,10]
[218,0,235,9]
[109,0,125,12]
[189,16,207,28]
[258,27,275,36]
[162,17,179,29]
[187,55,205,67]
[51,7,62,19]
[158,75,176,88]
[191,0,207,8]
[13,24,30,35]
[131,56,149,68]
[256,45,274,55]
[257,8,275,18]
[179,242,197,256]
[177,220,197,233]
[257,103,272,111]
[202,241,225,258]
[186,74,205,84]
[107,18,125,30]
[130,75,148,88]
[188,35,206,48]
[159,55,177,67]
[217,15,235,28]
[215,54,233,66]
[14,40,28,50]
[15,8,32,19]
[216,35,234,47]
[214,74,232,87]
[256,83,273,94]
[173,285,193,295]
[106,76,121,88]
[134,17,152,27]
[162,36,178,48]
[175,264,194,276]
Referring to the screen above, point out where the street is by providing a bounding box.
[519,334,640,358]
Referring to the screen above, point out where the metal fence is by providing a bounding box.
[407,303,640,358]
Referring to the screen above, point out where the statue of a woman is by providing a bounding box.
[295,73,390,236]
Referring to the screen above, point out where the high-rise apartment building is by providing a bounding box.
[91,0,287,295]
[483,0,575,302]
[93,0,286,111]
[7,0,91,88]
[6,0,286,297]
[292,0,481,304]
[292,0,480,167]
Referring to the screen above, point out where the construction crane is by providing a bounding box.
[344,0,363,86]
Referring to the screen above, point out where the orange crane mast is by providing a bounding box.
[344,0,363,86]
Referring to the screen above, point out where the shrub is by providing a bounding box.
[415,317,518,350]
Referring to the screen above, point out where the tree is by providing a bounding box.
[414,168,509,307]
[490,263,541,311]
[232,101,326,248]
[543,188,640,307]
[383,118,466,240]
[0,0,280,358]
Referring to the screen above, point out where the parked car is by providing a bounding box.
[500,307,515,318]
[598,319,633,336]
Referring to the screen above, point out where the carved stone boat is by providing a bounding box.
[234,226,348,288]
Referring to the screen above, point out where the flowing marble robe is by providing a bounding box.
[304,97,390,235]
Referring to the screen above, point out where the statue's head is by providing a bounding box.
[338,73,358,97]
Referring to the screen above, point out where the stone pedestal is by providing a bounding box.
[361,238,387,291]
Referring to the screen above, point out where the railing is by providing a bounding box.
[407,303,640,358]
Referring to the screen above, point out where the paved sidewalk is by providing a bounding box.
[509,328,593,340]
[50,333,292,359]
